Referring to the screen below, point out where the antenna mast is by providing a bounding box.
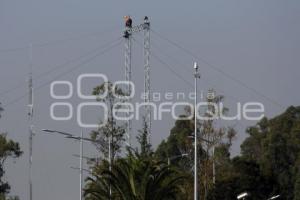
[28,44,34,200]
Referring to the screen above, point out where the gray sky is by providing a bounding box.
[0,0,300,200]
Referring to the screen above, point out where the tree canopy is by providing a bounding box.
[211,106,300,199]
[0,107,22,199]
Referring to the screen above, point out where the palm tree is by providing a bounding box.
[84,152,187,200]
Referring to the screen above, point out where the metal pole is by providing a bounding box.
[28,43,33,200]
[212,145,216,184]
[80,131,83,200]
[108,135,112,199]
[194,62,199,200]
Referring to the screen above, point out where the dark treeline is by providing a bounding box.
[84,83,300,200]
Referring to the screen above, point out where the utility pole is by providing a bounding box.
[108,134,112,199]
[194,62,200,200]
[212,145,216,184]
[80,130,83,200]
[28,43,34,200]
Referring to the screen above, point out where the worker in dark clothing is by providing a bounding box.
[126,17,132,27]
[123,16,132,38]
[124,16,132,28]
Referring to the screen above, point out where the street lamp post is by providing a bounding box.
[188,135,216,186]
[194,62,200,200]
[42,129,90,200]
[108,135,112,199]
[79,131,83,200]
[212,145,215,184]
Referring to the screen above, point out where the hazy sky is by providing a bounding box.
[0,0,300,200]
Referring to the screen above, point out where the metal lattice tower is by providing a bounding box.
[124,25,132,146]
[123,16,151,146]
[143,17,151,143]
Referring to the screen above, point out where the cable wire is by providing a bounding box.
[132,37,194,89]
[151,29,284,109]
[133,37,246,130]
[35,26,120,48]
[0,37,122,97]
[2,39,122,108]
[150,40,241,103]
[0,26,120,53]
